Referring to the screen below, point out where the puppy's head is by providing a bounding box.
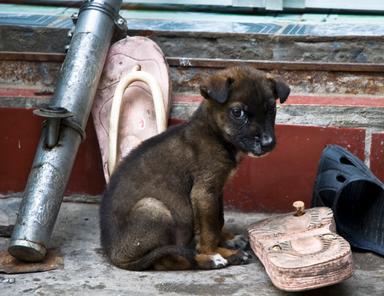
[200,66,290,157]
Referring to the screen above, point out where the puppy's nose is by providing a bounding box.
[261,134,274,147]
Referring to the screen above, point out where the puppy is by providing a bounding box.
[100,66,290,270]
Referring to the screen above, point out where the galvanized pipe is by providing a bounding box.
[8,0,123,262]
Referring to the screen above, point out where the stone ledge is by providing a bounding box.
[0,106,381,212]
[2,24,384,63]
[2,56,384,95]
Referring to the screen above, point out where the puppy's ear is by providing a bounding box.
[267,75,290,104]
[200,76,234,104]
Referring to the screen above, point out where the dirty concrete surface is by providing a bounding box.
[1,197,383,296]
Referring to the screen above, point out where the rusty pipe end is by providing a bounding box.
[8,239,47,262]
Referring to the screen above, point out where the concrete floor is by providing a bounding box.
[1,197,384,296]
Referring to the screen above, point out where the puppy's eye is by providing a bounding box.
[230,107,246,120]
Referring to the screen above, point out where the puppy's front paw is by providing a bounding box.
[196,253,228,270]
[227,249,251,266]
[224,234,249,250]
[210,254,228,269]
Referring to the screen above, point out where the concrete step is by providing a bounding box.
[1,56,384,98]
[0,47,383,213]
[0,87,383,212]
[1,4,384,212]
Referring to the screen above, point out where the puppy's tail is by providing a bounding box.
[112,245,196,271]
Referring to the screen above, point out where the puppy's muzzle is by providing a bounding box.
[251,134,275,156]
[260,134,274,149]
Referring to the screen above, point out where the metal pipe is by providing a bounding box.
[8,0,123,262]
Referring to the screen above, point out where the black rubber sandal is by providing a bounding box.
[315,144,372,176]
[312,145,384,256]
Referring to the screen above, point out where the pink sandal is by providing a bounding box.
[92,36,171,181]
[248,201,353,291]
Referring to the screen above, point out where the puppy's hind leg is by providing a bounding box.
[108,197,196,271]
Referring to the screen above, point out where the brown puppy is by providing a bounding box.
[100,66,290,270]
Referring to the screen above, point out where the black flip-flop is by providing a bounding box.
[312,145,384,256]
